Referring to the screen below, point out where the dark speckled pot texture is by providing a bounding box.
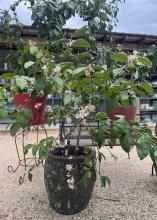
[44,146,96,215]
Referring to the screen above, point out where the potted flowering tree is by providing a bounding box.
[1,0,157,216]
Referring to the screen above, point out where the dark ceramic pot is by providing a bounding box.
[44,146,96,215]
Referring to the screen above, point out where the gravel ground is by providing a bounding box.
[0,131,157,220]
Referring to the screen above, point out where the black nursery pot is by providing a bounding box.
[44,145,96,215]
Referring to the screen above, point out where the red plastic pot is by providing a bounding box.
[107,106,137,122]
[14,94,46,125]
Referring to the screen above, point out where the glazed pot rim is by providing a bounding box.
[47,145,96,162]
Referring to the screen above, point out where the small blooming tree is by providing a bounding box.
[1,0,157,186]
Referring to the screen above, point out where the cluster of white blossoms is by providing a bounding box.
[79,104,95,119]
[53,66,61,76]
[28,40,36,47]
[128,55,138,63]
[66,40,76,48]
[41,57,50,74]
[41,64,48,72]
[85,65,94,77]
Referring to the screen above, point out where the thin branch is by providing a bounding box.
[105,145,118,161]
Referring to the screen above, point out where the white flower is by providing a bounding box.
[28,40,36,46]
[66,40,75,48]
[85,69,91,77]
[85,104,95,113]
[128,55,137,63]
[85,66,94,77]
[79,108,89,119]
[42,65,48,72]
[66,164,73,171]
[67,177,75,190]
[53,66,61,76]
[78,104,95,119]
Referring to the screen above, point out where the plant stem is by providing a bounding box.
[76,120,82,148]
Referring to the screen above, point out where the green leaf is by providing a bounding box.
[23,108,32,120]
[24,61,35,69]
[18,56,24,65]
[113,67,124,76]
[36,75,45,91]
[101,176,111,188]
[24,144,34,155]
[31,90,37,100]
[73,28,88,37]
[105,97,117,111]
[18,115,28,128]
[0,90,5,99]
[16,77,28,90]
[84,156,92,166]
[90,167,96,182]
[102,73,110,81]
[73,67,86,75]
[112,52,128,63]
[136,136,151,160]
[112,118,130,134]
[36,52,43,59]
[0,73,16,79]
[62,49,72,60]
[30,46,38,55]
[151,148,157,166]
[120,132,133,153]
[82,171,92,188]
[0,108,8,118]
[8,97,13,104]
[120,92,129,101]
[96,112,106,120]
[77,52,91,60]
[39,144,48,159]
[32,144,40,156]
[137,56,152,67]
[154,148,157,157]
[28,172,33,182]
[0,100,7,107]
[120,92,129,106]
[98,152,106,163]
[10,124,19,137]
[43,81,52,96]
[2,84,12,89]
[64,94,72,105]
[108,86,120,96]
[75,39,91,48]
[75,96,82,105]
[54,76,64,87]
[140,82,153,93]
